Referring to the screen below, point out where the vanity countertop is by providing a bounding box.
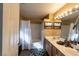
[45,36,79,56]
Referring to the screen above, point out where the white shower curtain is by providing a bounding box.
[20,20,32,50]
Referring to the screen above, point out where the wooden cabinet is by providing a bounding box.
[44,39,64,56]
[56,49,64,56]
[51,45,57,56]
[44,39,52,56]
[51,45,64,56]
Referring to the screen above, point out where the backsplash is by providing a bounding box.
[43,29,61,36]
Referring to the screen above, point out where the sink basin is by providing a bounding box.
[57,41,65,45]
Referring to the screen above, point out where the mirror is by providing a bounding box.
[76,16,79,42]
[69,16,79,42]
[61,16,79,42]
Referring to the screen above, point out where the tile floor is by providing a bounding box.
[19,49,49,56]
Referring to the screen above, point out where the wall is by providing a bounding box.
[43,14,61,37]
[44,29,61,36]
[31,23,42,43]
[2,4,20,56]
[0,3,3,56]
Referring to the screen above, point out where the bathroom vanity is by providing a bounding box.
[44,36,79,56]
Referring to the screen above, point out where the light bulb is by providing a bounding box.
[75,5,79,8]
[64,11,68,16]
[68,9,72,14]
[55,16,57,19]
[57,16,60,19]
[54,17,56,19]
[61,13,64,17]
[59,15,62,18]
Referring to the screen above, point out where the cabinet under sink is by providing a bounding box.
[44,39,64,56]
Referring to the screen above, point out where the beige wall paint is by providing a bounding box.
[2,4,20,56]
[31,23,42,43]
[44,29,61,36]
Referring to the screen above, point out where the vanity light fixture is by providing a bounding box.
[58,16,60,19]
[55,16,58,19]
[55,5,79,19]
[58,15,61,18]
[54,17,56,19]
[68,9,72,15]
[58,13,65,19]
[75,5,79,11]
[75,5,79,9]
[61,13,64,17]
[64,11,69,16]
[55,16,60,19]
[60,15,63,18]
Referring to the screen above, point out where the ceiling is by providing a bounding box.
[20,3,66,20]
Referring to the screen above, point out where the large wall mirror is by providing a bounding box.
[69,16,79,42]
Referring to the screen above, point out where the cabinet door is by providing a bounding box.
[51,45,57,56]
[51,45,64,56]
[48,42,52,56]
[44,39,65,56]
[57,50,65,56]
[45,39,52,56]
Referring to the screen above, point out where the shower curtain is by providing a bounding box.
[20,20,32,50]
